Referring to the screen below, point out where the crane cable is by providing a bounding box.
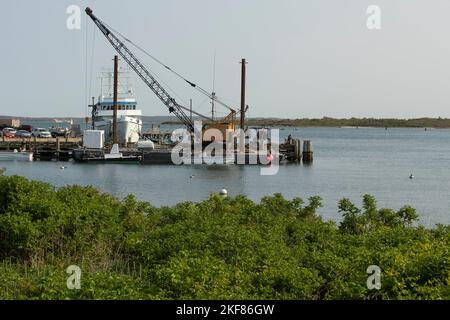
[88,24,96,104]
[104,21,192,107]
[102,20,234,112]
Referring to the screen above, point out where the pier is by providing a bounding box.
[0,135,313,164]
[0,137,82,161]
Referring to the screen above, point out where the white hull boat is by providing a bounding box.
[89,68,143,145]
[0,151,33,161]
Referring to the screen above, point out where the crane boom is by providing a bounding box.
[85,7,212,132]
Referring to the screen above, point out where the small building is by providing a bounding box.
[0,118,20,128]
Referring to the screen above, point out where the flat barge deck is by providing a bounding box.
[0,137,313,164]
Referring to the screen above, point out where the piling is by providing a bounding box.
[302,140,313,163]
[56,137,60,159]
[292,139,301,162]
[296,139,301,162]
[112,55,119,145]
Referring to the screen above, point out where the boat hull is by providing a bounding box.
[94,116,142,145]
[0,151,33,161]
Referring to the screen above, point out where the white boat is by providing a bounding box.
[0,150,33,161]
[89,68,143,145]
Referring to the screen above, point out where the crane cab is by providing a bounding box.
[202,121,236,143]
[201,110,237,143]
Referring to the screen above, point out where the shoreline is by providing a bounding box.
[160,122,448,129]
[4,115,450,129]
[159,117,450,129]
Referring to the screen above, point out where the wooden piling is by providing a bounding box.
[293,139,301,162]
[302,140,313,163]
[56,137,60,160]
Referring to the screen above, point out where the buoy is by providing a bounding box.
[219,189,228,197]
[266,153,274,164]
[60,166,66,170]
[409,174,414,179]
[190,175,195,179]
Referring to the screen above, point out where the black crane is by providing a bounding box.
[85,7,213,132]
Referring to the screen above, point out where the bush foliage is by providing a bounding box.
[0,175,448,300]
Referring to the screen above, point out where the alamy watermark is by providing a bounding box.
[367,5,381,30]
[170,121,280,176]
[66,5,81,30]
[366,265,381,290]
[66,265,81,290]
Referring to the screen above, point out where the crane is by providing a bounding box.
[85,7,213,133]
[85,7,240,140]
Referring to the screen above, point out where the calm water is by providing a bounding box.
[2,127,450,226]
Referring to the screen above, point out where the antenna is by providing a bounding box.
[211,51,216,121]
[240,58,247,130]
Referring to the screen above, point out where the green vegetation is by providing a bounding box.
[0,175,449,300]
[163,117,450,128]
[245,117,450,128]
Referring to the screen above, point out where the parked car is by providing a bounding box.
[18,125,33,132]
[49,127,69,138]
[15,130,32,138]
[2,127,16,138]
[32,128,52,138]
[1,131,14,138]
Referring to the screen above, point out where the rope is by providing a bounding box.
[85,15,89,119]
[90,19,190,108]
[88,25,96,103]
[101,20,231,108]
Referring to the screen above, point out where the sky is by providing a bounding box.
[1,0,450,119]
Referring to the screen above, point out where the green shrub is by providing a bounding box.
[0,176,448,300]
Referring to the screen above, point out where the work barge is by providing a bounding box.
[0,133,313,164]
[71,136,313,164]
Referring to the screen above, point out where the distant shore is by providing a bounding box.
[3,115,450,128]
[162,117,450,128]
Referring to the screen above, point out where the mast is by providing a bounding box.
[240,58,247,130]
[190,99,193,122]
[112,55,119,145]
[91,96,95,129]
[211,52,216,121]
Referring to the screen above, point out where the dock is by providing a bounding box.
[0,137,82,161]
[0,134,313,165]
[72,138,313,165]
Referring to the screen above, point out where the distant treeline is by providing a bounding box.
[161,117,450,128]
[4,115,450,128]
[246,117,450,128]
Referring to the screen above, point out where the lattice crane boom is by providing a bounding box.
[85,7,212,132]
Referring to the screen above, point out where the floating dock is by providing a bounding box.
[0,137,81,161]
[71,138,313,165]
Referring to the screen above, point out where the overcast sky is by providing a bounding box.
[2,0,450,118]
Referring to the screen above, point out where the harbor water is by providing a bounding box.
[2,126,450,227]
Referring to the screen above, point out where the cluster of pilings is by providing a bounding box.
[280,138,313,163]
